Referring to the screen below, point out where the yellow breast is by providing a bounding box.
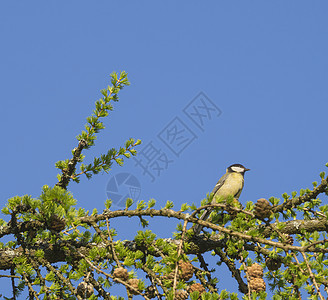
[216,172,244,199]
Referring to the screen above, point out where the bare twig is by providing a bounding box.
[11,267,17,300]
[0,274,20,278]
[105,218,122,267]
[242,262,251,300]
[215,248,248,294]
[22,272,40,300]
[173,218,188,297]
[301,251,325,300]
[196,254,217,292]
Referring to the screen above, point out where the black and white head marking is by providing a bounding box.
[227,164,250,173]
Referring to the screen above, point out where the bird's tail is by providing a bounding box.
[193,208,213,235]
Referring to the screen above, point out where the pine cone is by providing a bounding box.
[175,289,189,300]
[144,285,156,299]
[127,278,140,295]
[77,281,94,298]
[254,198,272,219]
[113,267,129,281]
[249,277,266,293]
[247,263,263,278]
[266,257,282,271]
[188,283,205,297]
[282,233,294,245]
[48,214,66,232]
[179,260,194,281]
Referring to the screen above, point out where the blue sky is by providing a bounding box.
[1,1,328,298]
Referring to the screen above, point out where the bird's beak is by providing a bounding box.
[245,168,250,172]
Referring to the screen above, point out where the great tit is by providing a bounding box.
[193,164,250,234]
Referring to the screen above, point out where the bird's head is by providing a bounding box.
[227,164,250,174]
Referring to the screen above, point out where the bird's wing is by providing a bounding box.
[193,173,228,234]
[211,173,228,196]
[234,179,244,200]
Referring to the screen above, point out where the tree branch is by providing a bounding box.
[56,139,88,189]
[273,176,328,213]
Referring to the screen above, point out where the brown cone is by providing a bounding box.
[266,257,282,271]
[127,278,140,295]
[175,289,189,300]
[254,198,272,219]
[77,281,94,298]
[48,214,66,232]
[249,277,266,293]
[113,267,129,281]
[282,233,294,245]
[144,285,156,299]
[179,260,194,281]
[247,263,263,278]
[188,283,205,297]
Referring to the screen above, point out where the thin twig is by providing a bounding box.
[194,268,217,293]
[11,267,17,300]
[214,248,247,294]
[141,266,166,299]
[105,218,122,267]
[29,260,50,297]
[242,262,251,300]
[0,274,20,278]
[172,218,188,297]
[196,254,217,292]
[36,257,82,300]
[22,272,40,300]
[301,251,325,300]
[88,274,111,300]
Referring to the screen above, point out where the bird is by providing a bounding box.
[193,163,250,234]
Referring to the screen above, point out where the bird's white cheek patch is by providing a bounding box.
[231,166,244,173]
